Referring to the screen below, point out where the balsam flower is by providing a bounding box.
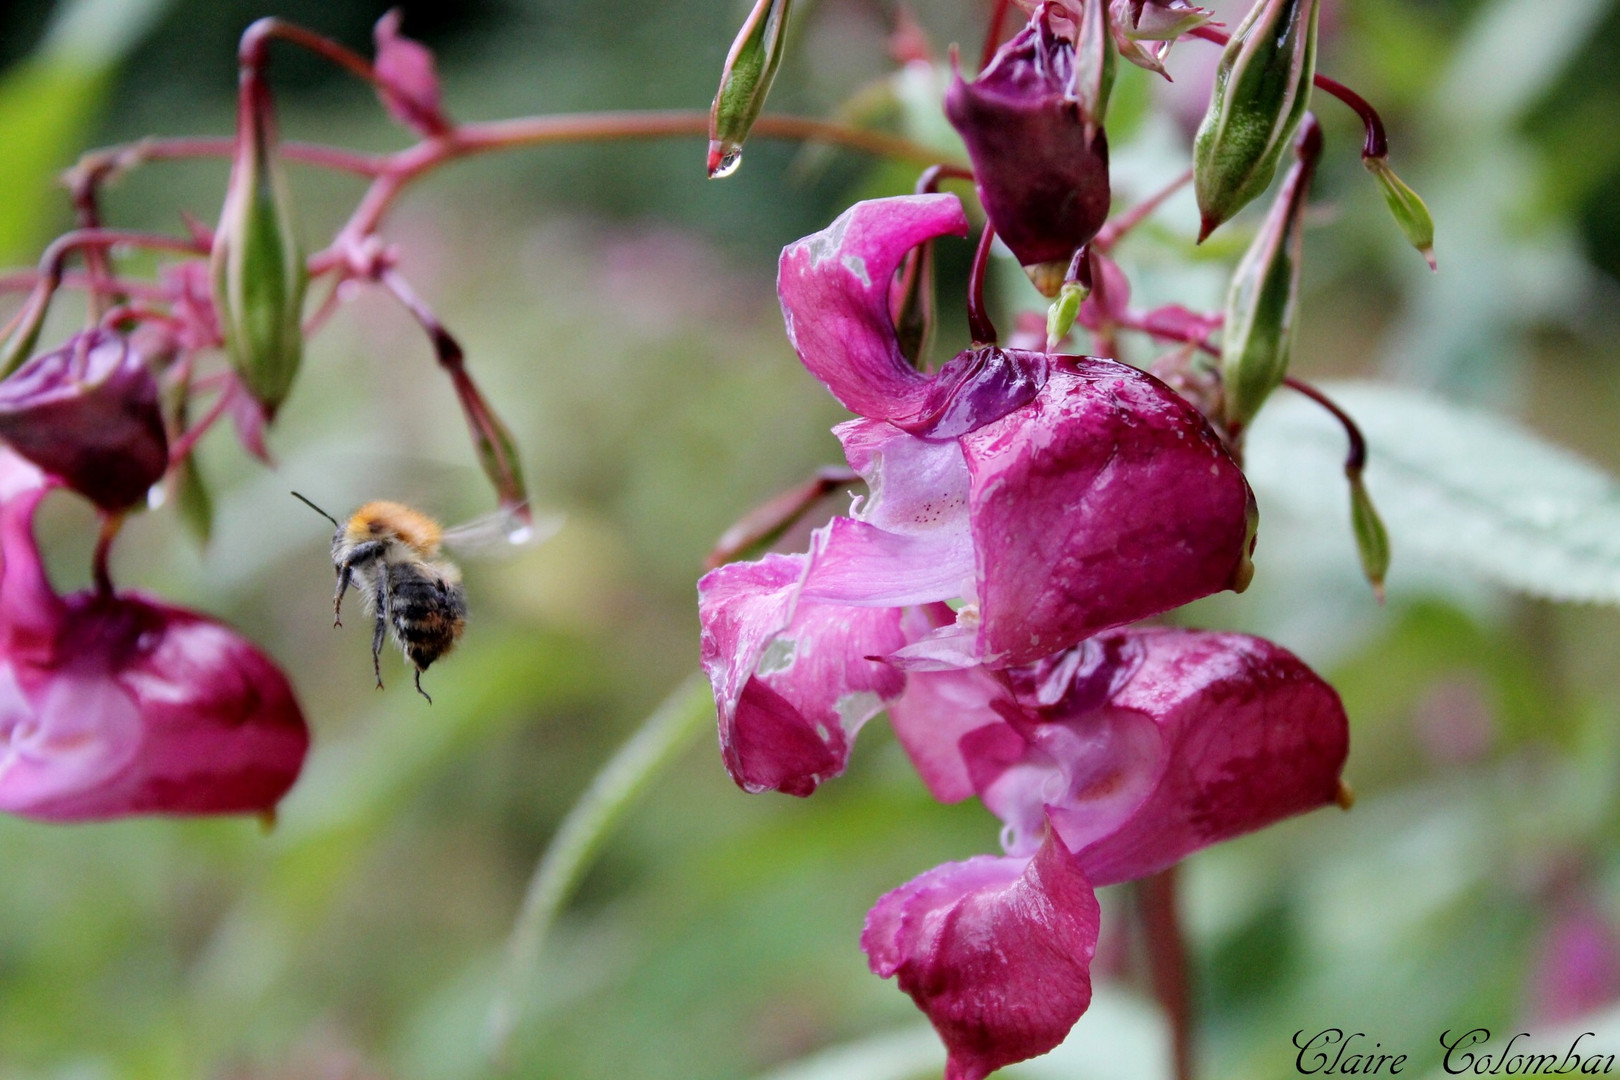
[698,194,1256,797]
[870,626,1350,1079]
[0,451,308,821]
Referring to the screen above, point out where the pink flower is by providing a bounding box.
[0,452,308,821]
[0,331,169,511]
[697,194,1257,796]
[868,626,1349,1079]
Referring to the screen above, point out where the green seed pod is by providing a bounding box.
[211,70,306,418]
[1349,472,1390,600]
[1192,0,1319,241]
[707,0,793,179]
[1046,278,1089,353]
[1365,155,1436,270]
[1220,119,1320,433]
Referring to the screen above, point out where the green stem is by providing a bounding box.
[484,673,714,1064]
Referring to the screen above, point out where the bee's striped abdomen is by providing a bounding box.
[387,563,467,672]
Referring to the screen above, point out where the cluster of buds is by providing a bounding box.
[696,0,1438,1071]
[0,12,529,822]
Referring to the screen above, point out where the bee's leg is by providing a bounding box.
[371,562,392,690]
[333,565,353,628]
[335,541,385,627]
[413,669,432,705]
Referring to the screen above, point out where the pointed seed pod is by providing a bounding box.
[1349,473,1389,600]
[708,0,793,178]
[211,63,307,417]
[1365,156,1436,270]
[1192,0,1319,241]
[1219,118,1320,433]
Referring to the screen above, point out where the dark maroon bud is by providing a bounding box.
[0,331,169,511]
[945,8,1112,296]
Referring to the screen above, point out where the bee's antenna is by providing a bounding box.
[291,491,342,530]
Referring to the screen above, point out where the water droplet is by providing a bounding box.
[709,146,743,179]
[505,522,534,546]
[146,483,167,510]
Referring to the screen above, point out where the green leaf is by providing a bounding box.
[1246,382,1620,603]
[0,0,170,262]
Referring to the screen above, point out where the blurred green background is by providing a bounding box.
[3,0,1620,1077]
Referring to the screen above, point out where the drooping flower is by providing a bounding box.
[945,6,1111,292]
[868,626,1349,1079]
[699,194,1255,797]
[0,451,308,821]
[0,330,169,512]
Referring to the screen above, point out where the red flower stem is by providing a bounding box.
[1282,375,1366,476]
[67,174,115,320]
[1095,167,1194,253]
[167,379,238,466]
[967,223,998,345]
[1140,866,1196,1080]
[1114,311,1220,355]
[238,17,376,86]
[70,137,385,188]
[302,275,348,336]
[982,0,1015,71]
[92,511,125,597]
[706,466,862,569]
[0,271,171,302]
[1188,26,1389,159]
[378,269,529,517]
[1,229,209,376]
[319,112,952,262]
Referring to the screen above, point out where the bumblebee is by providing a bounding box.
[293,494,468,702]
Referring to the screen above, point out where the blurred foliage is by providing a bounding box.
[0,0,1619,1078]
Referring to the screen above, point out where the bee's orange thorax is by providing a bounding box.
[346,501,443,557]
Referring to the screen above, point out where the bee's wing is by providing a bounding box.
[441,503,563,559]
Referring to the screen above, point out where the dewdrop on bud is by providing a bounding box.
[1193,0,1319,241]
[1365,156,1437,270]
[708,0,793,179]
[212,64,307,417]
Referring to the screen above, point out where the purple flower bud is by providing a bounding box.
[0,452,308,821]
[373,9,451,138]
[946,9,1111,290]
[0,331,168,511]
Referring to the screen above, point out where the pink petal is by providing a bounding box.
[861,833,1100,1080]
[779,195,968,421]
[963,361,1253,665]
[698,554,906,796]
[0,595,309,820]
[799,516,975,608]
[887,661,1002,802]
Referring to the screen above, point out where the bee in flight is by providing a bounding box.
[291,493,548,703]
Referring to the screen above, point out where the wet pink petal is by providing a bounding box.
[779,195,967,421]
[798,516,975,608]
[0,450,307,820]
[373,9,450,137]
[963,361,1254,665]
[895,627,1349,880]
[697,553,906,796]
[862,832,1100,1080]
